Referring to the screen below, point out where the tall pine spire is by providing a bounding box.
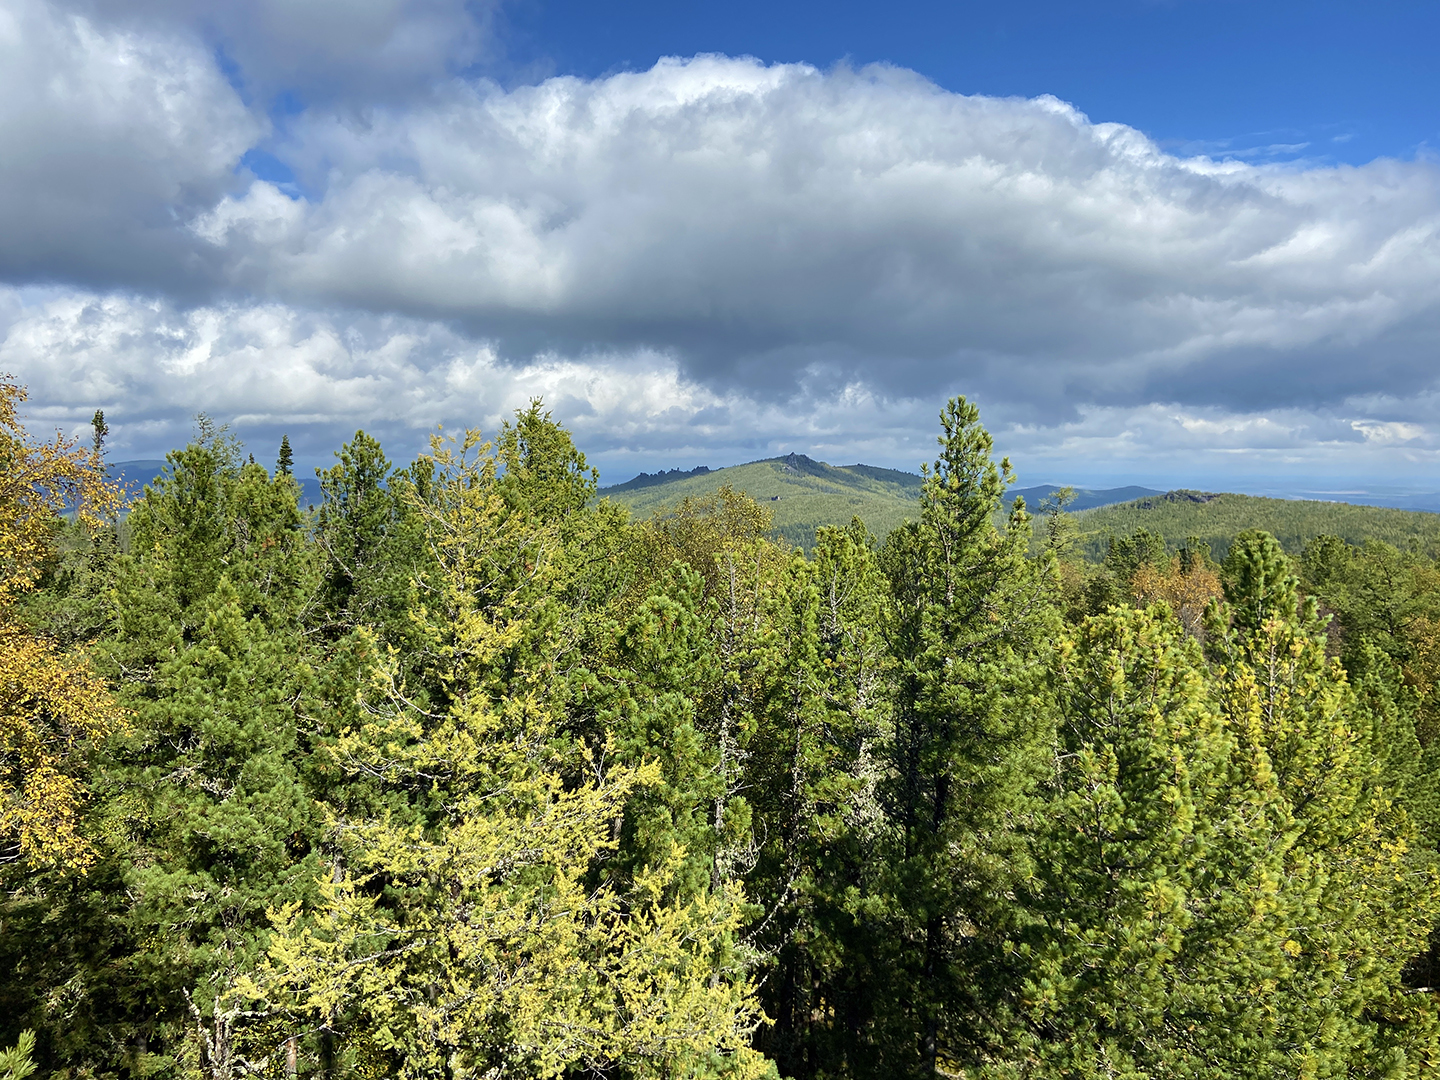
[90,409,108,460]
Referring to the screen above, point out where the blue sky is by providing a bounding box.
[1,0,1438,491]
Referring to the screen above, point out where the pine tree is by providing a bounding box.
[0,1031,35,1080]
[90,410,108,460]
[1208,531,1440,1074]
[878,397,1059,1074]
[310,430,431,649]
[275,434,293,477]
[111,421,312,656]
[598,564,726,899]
[614,482,787,909]
[749,520,896,1078]
[1002,605,1299,1077]
[115,579,323,1080]
[20,423,331,1077]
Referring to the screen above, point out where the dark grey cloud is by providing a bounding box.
[59,0,498,105]
[0,0,258,292]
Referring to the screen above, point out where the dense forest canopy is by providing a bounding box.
[6,375,1440,1079]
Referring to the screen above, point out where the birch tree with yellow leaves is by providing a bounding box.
[0,375,122,872]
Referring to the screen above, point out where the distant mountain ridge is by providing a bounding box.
[604,465,713,494]
[602,453,926,495]
[601,456,1158,550]
[602,456,1440,556]
[1006,484,1166,512]
[1071,490,1440,560]
[601,453,919,550]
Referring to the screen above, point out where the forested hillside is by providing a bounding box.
[602,457,1160,550]
[606,457,1440,561]
[1073,489,1440,560]
[7,378,1440,1079]
[603,452,922,550]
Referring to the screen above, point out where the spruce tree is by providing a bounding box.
[275,434,293,477]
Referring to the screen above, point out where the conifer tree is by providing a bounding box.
[749,520,896,1078]
[116,579,323,1080]
[310,431,432,650]
[90,410,108,459]
[1208,531,1440,1074]
[275,434,294,477]
[878,397,1059,1074]
[247,424,770,1079]
[42,425,329,1077]
[623,484,787,901]
[598,564,727,899]
[1003,605,1299,1077]
[0,1031,35,1080]
[110,420,311,655]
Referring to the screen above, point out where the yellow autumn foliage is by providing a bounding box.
[0,375,123,871]
[1131,556,1223,638]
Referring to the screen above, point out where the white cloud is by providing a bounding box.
[5,287,1440,491]
[1350,419,1428,445]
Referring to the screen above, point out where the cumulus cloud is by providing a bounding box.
[193,56,1440,421]
[4,23,1440,484]
[0,0,258,292]
[0,288,774,471]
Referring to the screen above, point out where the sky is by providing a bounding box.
[2,0,1439,490]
